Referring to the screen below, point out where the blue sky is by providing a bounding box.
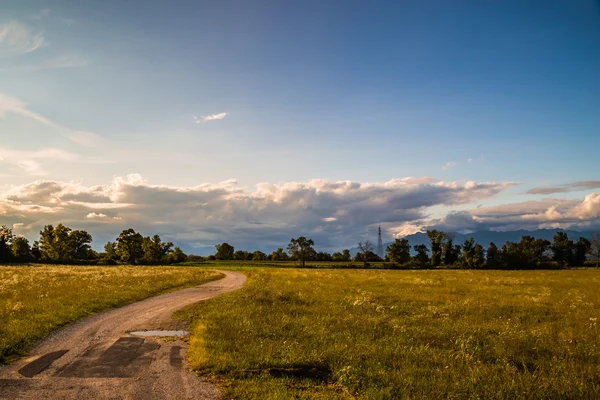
[1,1,599,251]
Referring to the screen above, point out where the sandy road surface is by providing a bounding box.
[0,270,246,400]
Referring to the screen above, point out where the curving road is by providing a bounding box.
[0,270,246,400]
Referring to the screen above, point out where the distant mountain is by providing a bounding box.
[349,229,593,256]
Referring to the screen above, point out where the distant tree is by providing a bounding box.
[486,242,499,268]
[386,238,411,265]
[426,230,445,267]
[116,228,144,264]
[287,237,315,267]
[270,248,289,261]
[104,241,118,261]
[31,241,42,261]
[11,236,30,262]
[572,237,591,267]
[316,251,333,262]
[473,243,485,269]
[590,233,600,269]
[0,225,14,262]
[460,237,476,268]
[233,250,251,261]
[442,233,459,265]
[552,232,571,266]
[215,242,235,260]
[357,240,374,267]
[39,224,73,262]
[252,250,267,261]
[342,249,351,261]
[332,252,344,261]
[168,247,187,264]
[69,230,93,260]
[142,234,173,264]
[413,244,429,267]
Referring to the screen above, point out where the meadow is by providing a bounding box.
[178,267,600,399]
[0,265,222,363]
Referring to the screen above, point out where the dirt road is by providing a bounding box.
[0,270,246,400]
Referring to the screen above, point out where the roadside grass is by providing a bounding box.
[178,268,600,399]
[0,265,223,363]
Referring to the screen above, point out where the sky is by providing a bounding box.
[1,0,599,253]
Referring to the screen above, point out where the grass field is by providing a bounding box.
[178,267,600,399]
[0,265,222,363]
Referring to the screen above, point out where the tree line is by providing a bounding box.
[1,224,599,269]
[0,224,186,265]
[383,230,600,269]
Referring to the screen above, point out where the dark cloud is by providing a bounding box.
[528,181,600,195]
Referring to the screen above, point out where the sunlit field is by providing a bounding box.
[179,267,600,399]
[0,265,222,363]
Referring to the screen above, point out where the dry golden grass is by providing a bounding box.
[0,264,222,363]
[179,267,600,399]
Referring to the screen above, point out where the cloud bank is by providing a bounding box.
[0,175,526,252]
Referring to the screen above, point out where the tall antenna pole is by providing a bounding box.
[377,225,383,259]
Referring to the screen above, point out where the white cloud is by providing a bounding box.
[467,158,474,163]
[0,93,103,147]
[86,212,107,219]
[442,162,456,170]
[0,21,46,56]
[196,112,228,123]
[426,194,600,233]
[0,175,516,251]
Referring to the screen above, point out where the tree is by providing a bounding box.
[315,251,333,261]
[590,233,600,269]
[270,248,289,261]
[142,234,173,264]
[116,229,144,264]
[0,225,14,262]
[11,236,30,262]
[342,249,351,261]
[39,224,73,262]
[104,241,118,261]
[572,237,591,267]
[233,250,251,260]
[332,252,344,261]
[552,232,571,266]
[426,230,445,267]
[287,237,315,267]
[168,247,187,264]
[442,233,459,265]
[69,230,93,260]
[252,250,267,261]
[215,242,235,260]
[473,243,485,269]
[357,240,374,267]
[386,238,411,266]
[486,242,499,268]
[413,244,429,267]
[460,237,476,268]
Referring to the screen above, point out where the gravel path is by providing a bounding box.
[0,270,246,400]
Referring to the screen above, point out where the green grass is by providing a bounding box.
[0,264,223,363]
[178,268,600,399]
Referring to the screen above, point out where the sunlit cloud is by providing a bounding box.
[0,175,517,250]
